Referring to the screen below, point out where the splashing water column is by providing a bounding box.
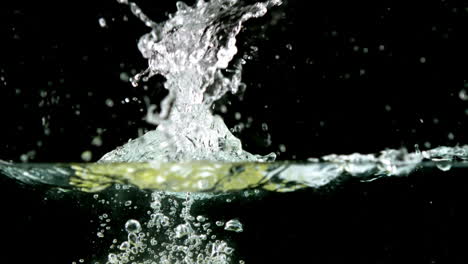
[100,0,281,163]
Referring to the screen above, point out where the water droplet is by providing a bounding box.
[98,18,107,28]
[279,144,286,152]
[220,105,228,113]
[81,150,92,162]
[448,133,455,140]
[120,72,130,82]
[105,98,114,107]
[459,89,467,101]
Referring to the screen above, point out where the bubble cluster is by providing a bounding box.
[101,192,243,264]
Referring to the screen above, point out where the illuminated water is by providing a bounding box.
[1,0,467,263]
[100,0,280,163]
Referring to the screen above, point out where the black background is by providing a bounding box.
[1,1,468,264]
[0,0,466,162]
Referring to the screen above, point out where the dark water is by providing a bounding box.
[1,164,468,263]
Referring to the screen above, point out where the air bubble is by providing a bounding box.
[108,253,118,263]
[128,233,139,244]
[119,241,130,251]
[125,219,142,233]
[224,219,243,232]
[174,223,192,238]
[436,160,452,171]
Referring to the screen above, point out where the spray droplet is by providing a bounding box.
[120,72,130,82]
[81,150,92,162]
[99,18,107,28]
[279,144,286,152]
[92,136,103,146]
[459,89,467,101]
[448,133,455,140]
[105,98,114,107]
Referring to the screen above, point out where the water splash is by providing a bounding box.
[1,145,467,193]
[99,0,281,163]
